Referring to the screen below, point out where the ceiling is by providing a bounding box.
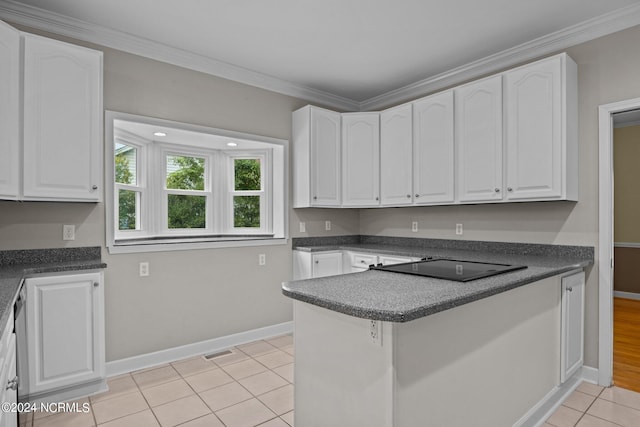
[4,0,640,109]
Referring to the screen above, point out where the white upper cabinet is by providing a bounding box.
[22,34,103,201]
[293,105,341,207]
[504,53,577,201]
[0,20,20,200]
[413,91,455,204]
[455,75,503,203]
[291,53,577,209]
[380,104,413,206]
[342,113,380,207]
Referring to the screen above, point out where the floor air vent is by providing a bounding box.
[204,349,233,359]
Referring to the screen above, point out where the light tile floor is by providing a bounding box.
[18,333,640,427]
[544,381,640,427]
[20,334,294,427]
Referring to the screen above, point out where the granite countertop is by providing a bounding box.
[283,236,594,322]
[0,247,107,333]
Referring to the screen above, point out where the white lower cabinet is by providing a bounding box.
[560,270,584,383]
[0,311,17,427]
[293,251,344,280]
[24,272,105,398]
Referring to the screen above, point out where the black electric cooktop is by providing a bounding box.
[370,259,527,282]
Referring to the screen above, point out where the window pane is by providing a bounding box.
[234,159,261,191]
[118,189,138,230]
[166,155,205,190]
[115,144,137,185]
[234,196,260,228]
[168,195,206,229]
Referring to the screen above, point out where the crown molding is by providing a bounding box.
[2,0,640,112]
[0,0,360,111]
[361,3,640,110]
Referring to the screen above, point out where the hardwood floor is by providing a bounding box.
[614,297,640,393]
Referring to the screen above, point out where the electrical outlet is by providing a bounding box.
[456,223,463,235]
[259,254,266,266]
[412,221,418,232]
[62,225,75,241]
[325,220,331,231]
[139,262,149,277]
[370,320,382,345]
[299,222,306,233]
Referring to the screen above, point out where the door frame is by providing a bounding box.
[598,96,640,386]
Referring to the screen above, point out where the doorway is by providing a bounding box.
[611,113,640,392]
[598,98,640,388]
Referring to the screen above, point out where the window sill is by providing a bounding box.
[108,235,288,254]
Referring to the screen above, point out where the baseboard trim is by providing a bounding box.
[513,366,599,427]
[105,321,293,377]
[614,291,640,301]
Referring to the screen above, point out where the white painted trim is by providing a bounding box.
[598,96,640,387]
[581,365,600,385]
[362,4,640,110]
[105,321,293,377]
[0,0,359,111]
[614,291,640,301]
[614,242,640,248]
[2,0,640,111]
[513,367,597,427]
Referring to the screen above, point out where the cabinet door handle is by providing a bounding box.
[375,197,379,201]
[406,194,411,198]
[6,376,18,391]
[92,185,98,190]
[567,286,573,292]
[314,260,319,264]
[93,282,99,287]
[494,188,500,193]
[313,196,317,200]
[507,187,513,192]
[415,194,420,198]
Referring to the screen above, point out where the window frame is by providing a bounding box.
[105,111,289,254]
[158,145,215,236]
[226,151,271,234]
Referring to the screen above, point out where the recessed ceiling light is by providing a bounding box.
[153,131,167,137]
[227,142,238,147]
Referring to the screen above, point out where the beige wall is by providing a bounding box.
[361,25,640,368]
[5,22,640,368]
[0,25,359,361]
[614,125,640,243]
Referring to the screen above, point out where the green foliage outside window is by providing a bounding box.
[234,159,261,228]
[115,154,136,230]
[166,156,206,229]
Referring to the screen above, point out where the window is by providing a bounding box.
[106,111,288,253]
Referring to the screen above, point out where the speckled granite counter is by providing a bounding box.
[283,236,593,322]
[0,247,106,333]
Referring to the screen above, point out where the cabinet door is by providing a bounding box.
[504,56,562,200]
[561,271,584,383]
[342,113,380,207]
[312,252,343,278]
[310,108,341,206]
[380,104,413,206]
[413,91,454,204]
[0,20,20,200]
[23,34,103,202]
[455,75,503,202]
[26,272,105,394]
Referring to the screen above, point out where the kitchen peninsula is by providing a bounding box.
[282,237,593,427]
